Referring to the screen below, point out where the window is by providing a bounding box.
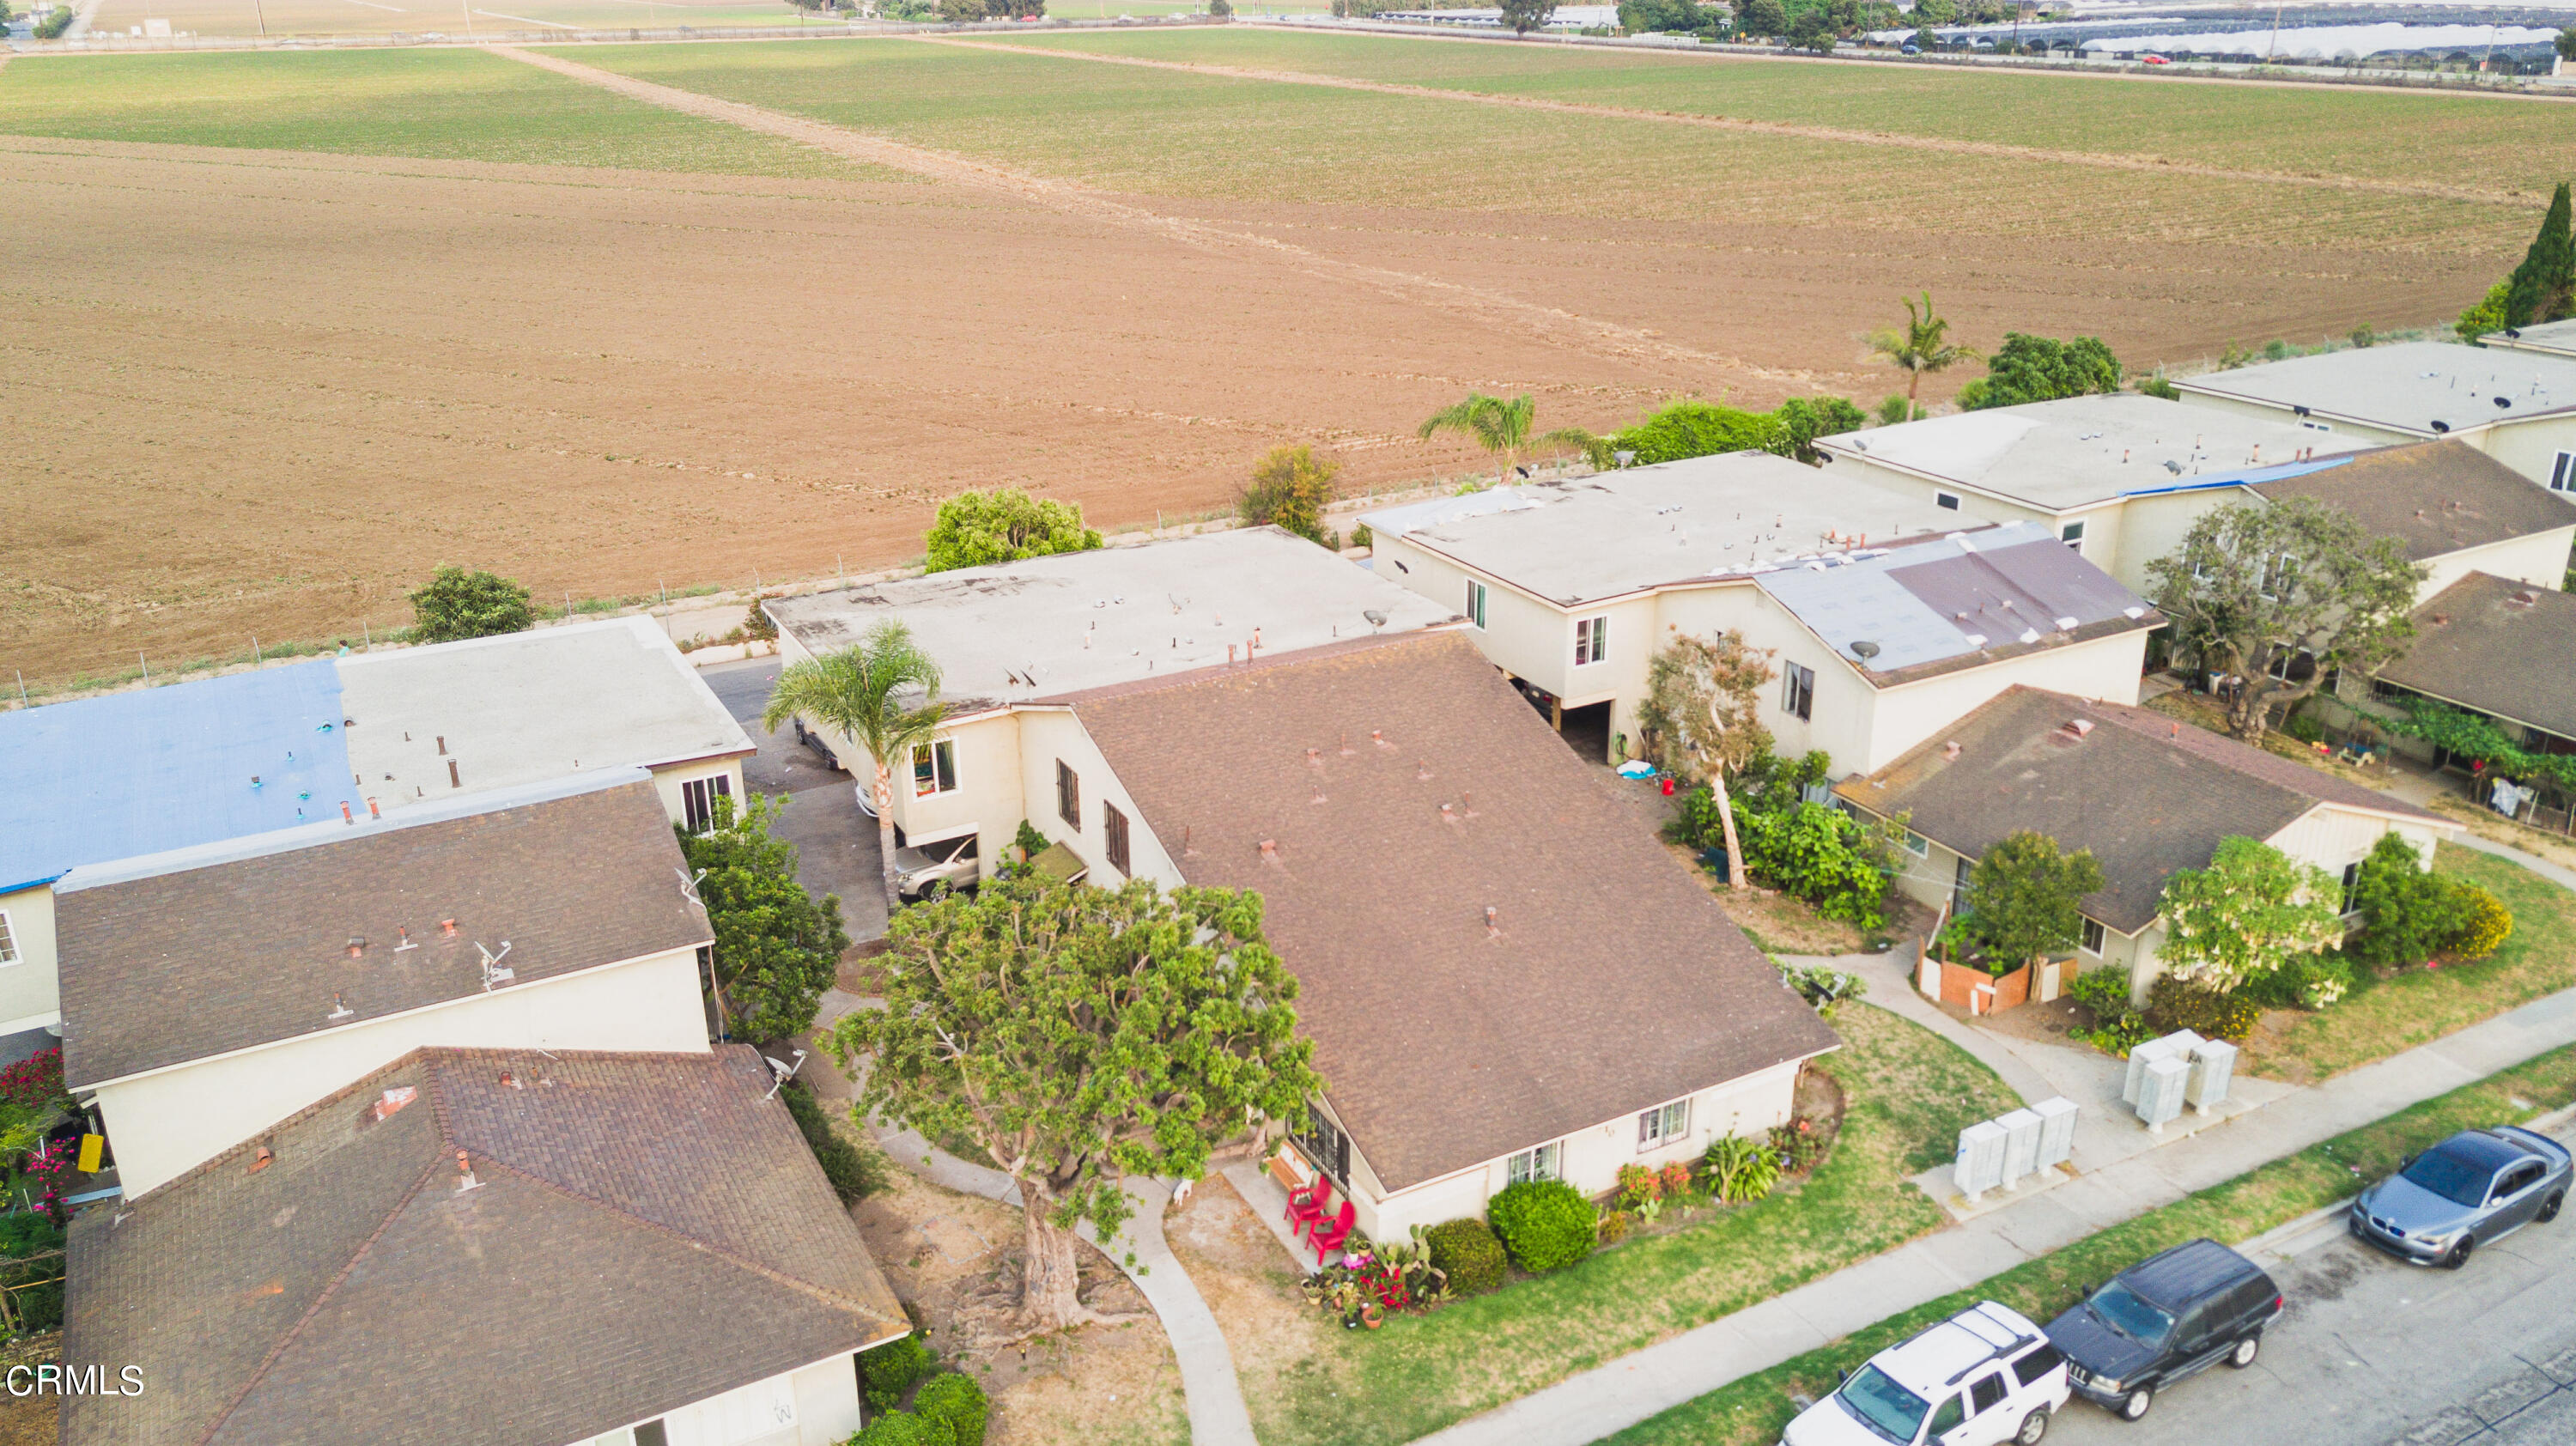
[1782,662,1814,721]
[1575,615,1608,666]
[679,775,732,833]
[1925,1394,1965,1437]
[0,911,15,967]
[2301,419,2335,434]
[1952,854,1972,913]
[1506,1140,1561,1184]
[2009,1344,2064,1388]
[1103,801,1132,877]
[2060,519,2087,552]
[2258,550,2296,600]
[1968,1374,2007,1415]
[1466,579,1488,629]
[1935,491,1962,511]
[2494,1160,2545,1201]
[2080,916,2105,956]
[1295,1107,1351,1185]
[2341,860,2364,915]
[1903,830,1929,858]
[1637,1098,1690,1150]
[2552,450,2574,493]
[1055,760,1081,829]
[912,739,958,797]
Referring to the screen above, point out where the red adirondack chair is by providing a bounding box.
[1310,1200,1357,1264]
[1285,1179,1331,1238]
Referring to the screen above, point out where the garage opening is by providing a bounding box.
[1559,702,1613,765]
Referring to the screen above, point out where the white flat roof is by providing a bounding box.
[1358,451,1965,606]
[338,615,753,809]
[764,528,1460,708]
[2485,318,2576,362]
[1816,393,2365,511]
[2174,340,2576,437]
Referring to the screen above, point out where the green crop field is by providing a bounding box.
[0,47,878,177]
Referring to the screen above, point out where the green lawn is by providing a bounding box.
[2251,843,2576,1082]
[0,48,878,177]
[1607,1039,2576,1445]
[1240,1005,2020,1446]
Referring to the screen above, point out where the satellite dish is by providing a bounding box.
[2432,420,2451,434]
[1850,640,1881,660]
[2494,397,2512,409]
[1614,451,1637,467]
[1363,610,1388,631]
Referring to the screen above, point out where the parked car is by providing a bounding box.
[791,718,846,773]
[2139,52,2169,64]
[2349,1126,2571,1269]
[2045,1238,2281,1422]
[894,832,981,898]
[1901,41,1920,52]
[1781,1301,2067,1446]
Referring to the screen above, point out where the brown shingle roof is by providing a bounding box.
[1834,687,2445,933]
[2380,572,2576,741]
[1071,632,1839,1194]
[58,780,711,1087]
[2251,440,2576,562]
[60,1046,906,1446]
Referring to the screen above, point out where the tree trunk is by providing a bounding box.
[1712,765,1751,892]
[872,764,902,917]
[1906,368,1923,405]
[1018,1190,1093,1334]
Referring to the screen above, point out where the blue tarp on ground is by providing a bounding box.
[0,660,351,891]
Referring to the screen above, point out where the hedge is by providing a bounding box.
[914,1372,989,1446]
[1486,1180,1597,1273]
[1422,1218,1508,1296]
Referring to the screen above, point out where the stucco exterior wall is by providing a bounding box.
[1864,631,2152,775]
[1016,710,1184,890]
[94,946,710,1199]
[2173,390,2427,448]
[2482,416,2576,490]
[0,885,60,1035]
[652,756,749,828]
[2419,529,2576,596]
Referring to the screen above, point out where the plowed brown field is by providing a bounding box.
[0,34,2540,686]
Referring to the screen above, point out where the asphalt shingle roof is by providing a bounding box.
[2380,572,2576,742]
[2251,440,2576,563]
[60,1046,907,1446]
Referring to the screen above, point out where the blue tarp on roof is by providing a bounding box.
[0,660,351,892]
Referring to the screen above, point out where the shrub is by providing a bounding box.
[1768,1115,1826,1174]
[2454,884,2512,960]
[1350,523,1373,549]
[1238,445,1341,545]
[744,597,779,642]
[2143,975,2260,1042]
[1730,801,1891,927]
[1874,395,1916,427]
[1421,1218,1507,1295]
[863,1334,933,1409]
[1777,959,1866,1018]
[408,566,533,644]
[1703,1134,1781,1204]
[2138,371,2181,400]
[1962,333,2122,410]
[924,488,1101,573]
[0,1047,70,1115]
[914,1373,989,1446]
[2349,835,2469,969]
[781,1080,890,1203]
[1486,1180,1597,1273]
[1597,1210,1633,1244]
[33,4,72,36]
[850,1410,940,1446]
[2457,281,2512,342]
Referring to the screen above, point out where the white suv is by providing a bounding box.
[1782,1302,2069,1446]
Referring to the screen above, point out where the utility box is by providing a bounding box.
[2137,1054,2189,1133]
[1997,1109,2042,1190]
[2033,1096,2079,1169]
[2188,1039,2238,1115]
[2123,1030,2204,1105]
[1955,1119,2008,1201]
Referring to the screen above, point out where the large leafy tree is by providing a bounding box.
[1497,0,1554,31]
[924,488,1103,574]
[680,793,850,1044]
[1965,831,2106,969]
[1418,392,1601,483]
[1867,291,1978,415]
[2147,496,2424,744]
[1959,332,2122,410]
[2503,182,2574,330]
[1637,629,1776,890]
[2156,836,2341,994]
[762,620,948,915]
[408,566,533,644]
[832,873,1321,1336]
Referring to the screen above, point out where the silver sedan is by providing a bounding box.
[2349,1126,2572,1269]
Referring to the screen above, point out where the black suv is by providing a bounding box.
[2044,1238,2283,1423]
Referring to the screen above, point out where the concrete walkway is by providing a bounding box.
[1410,982,2576,1446]
[1792,952,2057,1106]
[801,990,1261,1446]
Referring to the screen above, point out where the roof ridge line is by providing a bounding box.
[192,1155,447,1446]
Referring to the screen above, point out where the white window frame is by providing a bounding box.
[1466,579,1488,629]
[679,775,732,834]
[0,910,15,967]
[1575,615,1608,667]
[2341,860,2364,917]
[1935,491,1962,511]
[1903,831,1929,858]
[2059,519,2086,552]
[1783,662,1815,721]
[2553,450,2575,493]
[912,738,958,798]
[1637,1097,1690,1151]
[2079,916,2105,956]
[1506,1139,1561,1184]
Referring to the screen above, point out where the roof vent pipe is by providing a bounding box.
[1942,741,1962,761]
[448,760,461,789]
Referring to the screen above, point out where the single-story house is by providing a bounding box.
[768,533,1838,1242]
[2172,341,2576,494]
[2480,317,2576,363]
[1835,686,2457,1003]
[1814,397,2573,599]
[2335,572,2576,781]
[57,772,714,1198]
[60,1045,908,1446]
[0,616,750,1067]
[1357,453,2163,775]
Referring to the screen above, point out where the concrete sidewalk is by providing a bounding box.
[1411,983,2576,1446]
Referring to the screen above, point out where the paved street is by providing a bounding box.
[699,654,889,943]
[2050,1120,2576,1446]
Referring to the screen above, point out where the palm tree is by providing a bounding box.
[1866,292,1978,417]
[762,619,947,917]
[1418,392,1609,483]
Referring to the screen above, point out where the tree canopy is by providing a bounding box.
[1965,831,2105,968]
[1419,392,1601,480]
[1866,292,1978,406]
[924,488,1103,574]
[1497,0,1555,31]
[761,619,947,914]
[2146,496,2424,744]
[680,793,850,1044]
[1638,630,1776,890]
[829,873,1320,1334]
[407,567,533,645]
[2503,182,2574,331]
[2157,836,2342,994]
[1238,445,1340,545]
[1957,332,2123,410]
[1604,395,1864,468]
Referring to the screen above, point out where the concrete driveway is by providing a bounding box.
[2049,1118,2576,1446]
[699,655,888,944]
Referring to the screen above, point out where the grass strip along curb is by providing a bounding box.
[1602,1041,2576,1446]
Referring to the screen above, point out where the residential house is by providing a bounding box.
[1357,453,2162,774]
[0,617,750,1069]
[2331,572,2576,782]
[766,532,1839,1241]
[2481,317,2576,362]
[1835,687,2457,1004]
[61,1045,908,1446]
[2172,341,2576,494]
[56,772,714,1198]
